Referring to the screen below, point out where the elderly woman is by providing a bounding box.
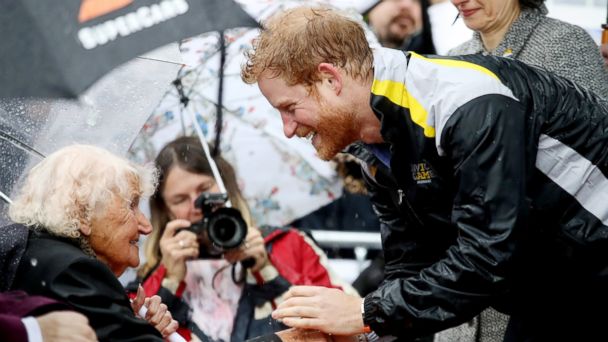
[449,0,608,99]
[8,144,178,341]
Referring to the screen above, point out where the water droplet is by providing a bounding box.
[30,258,38,267]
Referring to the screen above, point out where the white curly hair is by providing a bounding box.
[9,144,157,239]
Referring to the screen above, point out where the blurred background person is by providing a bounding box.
[7,144,177,341]
[363,0,472,54]
[427,0,473,54]
[133,136,356,342]
[449,0,608,98]
[441,0,608,340]
[0,290,96,342]
[366,0,434,52]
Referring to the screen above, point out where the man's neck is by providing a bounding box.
[354,77,384,144]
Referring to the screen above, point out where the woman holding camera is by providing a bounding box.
[131,136,355,342]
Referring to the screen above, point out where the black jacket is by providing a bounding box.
[357,48,608,339]
[11,229,163,341]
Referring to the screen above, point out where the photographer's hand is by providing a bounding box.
[224,226,269,272]
[160,219,200,282]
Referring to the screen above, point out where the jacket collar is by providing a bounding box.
[370,47,413,142]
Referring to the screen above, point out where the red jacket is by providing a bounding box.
[129,227,354,342]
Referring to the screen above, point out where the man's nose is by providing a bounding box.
[281,112,297,138]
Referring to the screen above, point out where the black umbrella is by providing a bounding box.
[0,0,258,98]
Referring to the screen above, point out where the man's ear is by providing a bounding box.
[317,63,343,95]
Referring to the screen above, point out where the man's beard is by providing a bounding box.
[311,100,359,161]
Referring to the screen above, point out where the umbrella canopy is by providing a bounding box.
[0,0,257,98]
[0,44,182,225]
[128,0,380,226]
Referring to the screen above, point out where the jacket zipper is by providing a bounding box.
[398,189,425,226]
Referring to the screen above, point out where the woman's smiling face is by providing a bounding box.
[88,183,152,276]
[451,0,520,33]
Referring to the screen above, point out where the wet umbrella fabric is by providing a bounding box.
[0,44,182,224]
[0,0,257,98]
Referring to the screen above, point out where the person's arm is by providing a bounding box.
[0,291,96,342]
[34,311,97,342]
[21,317,42,342]
[539,23,608,99]
[1,311,97,342]
[50,257,165,341]
[363,95,527,337]
[0,314,28,342]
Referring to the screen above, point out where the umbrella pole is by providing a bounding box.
[171,31,231,206]
[172,75,231,206]
[212,31,226,157]
[188,110,231,207]
[0,190,12,204]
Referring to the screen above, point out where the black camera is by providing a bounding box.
[183,192,248,257]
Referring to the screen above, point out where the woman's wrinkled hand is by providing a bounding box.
[131,285,179,337]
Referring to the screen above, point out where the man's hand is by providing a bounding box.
[36,311,97,342]
[275,328,360,342]
[271,286,364,336]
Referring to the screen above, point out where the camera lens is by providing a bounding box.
[212,217,238,242]
[207,207,247,250]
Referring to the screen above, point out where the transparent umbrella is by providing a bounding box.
[0,44,182,225]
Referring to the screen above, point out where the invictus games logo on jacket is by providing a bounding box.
[77,0,190,50]
[411,162,435,184]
